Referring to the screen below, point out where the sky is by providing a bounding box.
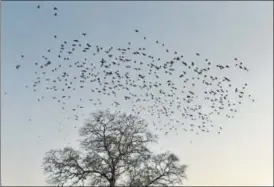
[1,1,273,186]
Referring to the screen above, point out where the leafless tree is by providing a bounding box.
[43,110,187,186]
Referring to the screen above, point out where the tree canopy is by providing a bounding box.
[43,110,187,186]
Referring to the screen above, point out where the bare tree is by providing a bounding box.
[43,110,187,186]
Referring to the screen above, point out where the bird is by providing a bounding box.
[15,28,254,140]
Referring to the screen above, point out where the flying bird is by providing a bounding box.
[15,28,254,139]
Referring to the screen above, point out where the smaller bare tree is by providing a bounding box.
[43,110,187,186]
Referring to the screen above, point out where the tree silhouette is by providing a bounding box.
[43,110,187,186]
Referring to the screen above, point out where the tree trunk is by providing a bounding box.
[109,165,116,187]
[109,178,115,187]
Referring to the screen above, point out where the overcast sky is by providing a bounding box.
[1,1,273,186]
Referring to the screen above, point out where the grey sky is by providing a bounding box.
[1,1,273,186]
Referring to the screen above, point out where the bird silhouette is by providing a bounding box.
[15,24,255,139]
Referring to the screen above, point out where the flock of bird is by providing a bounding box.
[10,5,256,138]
